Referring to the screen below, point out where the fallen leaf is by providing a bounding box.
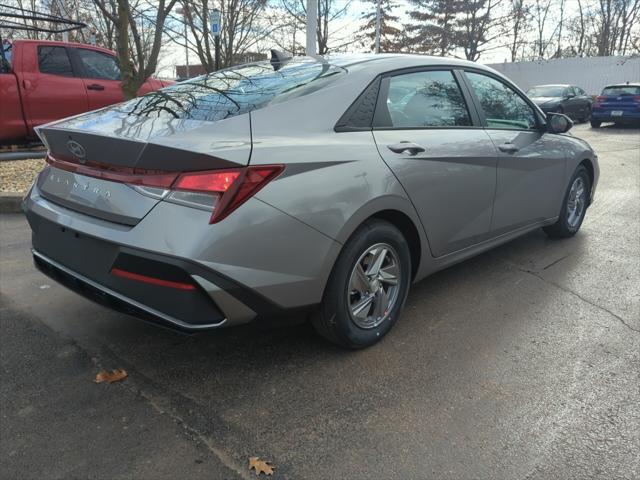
[94,369,128,384]
[249,456,275,476]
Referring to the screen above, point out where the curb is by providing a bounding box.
[0,192,24,214]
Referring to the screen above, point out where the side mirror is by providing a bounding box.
[565,93,576,99]
[546,113,573,134]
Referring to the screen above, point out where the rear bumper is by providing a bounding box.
[592,109,640,121]
[33,250,227,331]
[23,177,340,332]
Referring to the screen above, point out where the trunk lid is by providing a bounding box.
[35,108,251,225]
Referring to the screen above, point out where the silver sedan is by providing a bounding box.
[24,53,599,348]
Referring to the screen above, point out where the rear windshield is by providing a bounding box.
[116,57,345,121]
[602,85,640,95]
[526,86,565,97]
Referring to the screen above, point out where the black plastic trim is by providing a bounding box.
[334,77,381,132]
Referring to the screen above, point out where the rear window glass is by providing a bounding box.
[602,85,640,95]
[116,57,345,122]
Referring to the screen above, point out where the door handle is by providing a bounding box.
[498,143,519,153]
[87,83,105,91]
[387,142,426,155]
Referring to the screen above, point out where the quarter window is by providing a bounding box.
[77,49,121,80]
[38,46,73,77]
[466,72,537,130]
[381,70,471,128]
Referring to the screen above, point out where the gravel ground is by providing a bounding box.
[0,159,45,193]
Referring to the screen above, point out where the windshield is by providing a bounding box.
[527,86,565,97]
[602,85,640,95]
[115,57,345,122]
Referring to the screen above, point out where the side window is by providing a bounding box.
[381,70,471,128]
[465,72,537,130]
[38,46,74,77]
[77,49,121,80]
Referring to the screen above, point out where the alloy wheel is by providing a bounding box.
[347,243,401,329]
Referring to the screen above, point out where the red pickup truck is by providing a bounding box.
[1,39,168,143]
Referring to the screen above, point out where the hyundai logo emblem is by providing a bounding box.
[66,140,86,161]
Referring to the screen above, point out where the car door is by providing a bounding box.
[72,47,125,110]
[22,45,88,131]
[372,69,498,257]
[462,71,566,235]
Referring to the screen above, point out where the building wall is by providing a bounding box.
[487,56,640,95]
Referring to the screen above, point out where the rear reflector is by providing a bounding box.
[45,154,284,223]
[111,267,196,290]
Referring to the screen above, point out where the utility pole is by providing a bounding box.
[375,0,381,53]
[176,7,189,78]
[306,0,317,56]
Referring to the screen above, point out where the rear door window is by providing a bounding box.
[76,49,121,80]
[38,46,74,77]
[379,70,471,128]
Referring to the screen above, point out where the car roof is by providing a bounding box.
[604,82,640,87]
[319,53,497,73]
[529,84,572,88]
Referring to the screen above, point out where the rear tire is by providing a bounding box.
[312,219,411,349]
[590,119,601,128]
[543,165,591,239]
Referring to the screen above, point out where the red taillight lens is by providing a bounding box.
[172,165,284,223]
[596,96,606,101]
[634,96,640,102]
[45,155,178,188]
[173,170,241,192]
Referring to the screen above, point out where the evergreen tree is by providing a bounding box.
[404,0,462,55]
[359,0,403,52]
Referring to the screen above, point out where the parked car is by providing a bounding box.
[591,82,640,128]
[0,39,169,144]
[23,54,599,348]
[526,84,592,122]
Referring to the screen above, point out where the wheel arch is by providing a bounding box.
[333,196,429,282]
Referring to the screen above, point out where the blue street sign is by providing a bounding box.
[211,10,221,36]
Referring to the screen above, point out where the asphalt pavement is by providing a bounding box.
[1,123,639,480]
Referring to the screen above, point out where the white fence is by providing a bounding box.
[487,56,640,95]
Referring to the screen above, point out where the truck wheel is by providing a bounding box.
[590,119,601,128]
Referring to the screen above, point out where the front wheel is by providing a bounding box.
[543,165,591,239]
[312,219,411,349]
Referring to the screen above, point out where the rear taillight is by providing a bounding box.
[169,165,283,223]
[45,155,283,223]
[634,95,640,103]
[593,95,606,108]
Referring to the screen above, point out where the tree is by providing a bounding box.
[358,0,402,52]
[164,0,269,72]
[505,0,531,61]
[456,0,505,61]
[94,0,177,98]
[279,0,353,54]
[404,0,461,56]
